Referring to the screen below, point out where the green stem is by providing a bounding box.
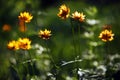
[76,23,81,79]
[78,23,81,58]
[105,42,109,64]
[45,40,57,67]
[70,19,77,58]
[45,40,60,79]
[70,19,79,80]
[23,50,29,75]
[106,42,109,54]
[28,50,35,76]
[14,51,22,80]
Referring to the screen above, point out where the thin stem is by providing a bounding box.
[70,19,77,58]
[28,50,35,76]
[105,42,109,65]
[45,40,60,79]
[14,51,18,63]
[45,40,57,67]
[106,42,109,54]
[70,19,79,80]
[77,23,81,80]
[78,23,81,58]
[13,51,22,80]
[22,50,29,75]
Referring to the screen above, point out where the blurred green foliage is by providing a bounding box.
[0,0,120,80]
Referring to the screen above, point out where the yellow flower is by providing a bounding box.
[7,40,19,50]
[72,11,85,22]
[57,4,70,19]
[18,38,31,50]
[38,29,51,40]
[99,29,114,42]
[18,12,33,23]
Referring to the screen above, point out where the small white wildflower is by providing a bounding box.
[86,19,100,25]
[84,32,94,38]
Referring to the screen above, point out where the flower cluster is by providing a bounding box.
[7,12,32,50]
[7,38,31,50]
[38,29,51,40]
[57,4,85,22]
[99,25,114,42]
[7,11,51,51]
